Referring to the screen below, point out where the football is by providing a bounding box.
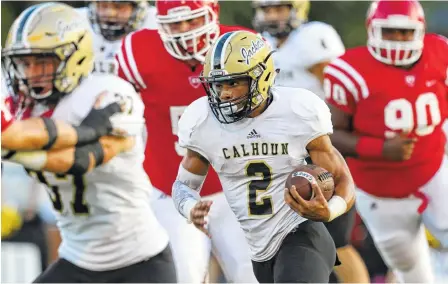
[285,164,335,201]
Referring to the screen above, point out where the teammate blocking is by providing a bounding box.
[2,3,175,282]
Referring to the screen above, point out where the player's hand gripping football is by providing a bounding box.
[382,131,417,161]
[190,200,213,238]
[285,181,331,222]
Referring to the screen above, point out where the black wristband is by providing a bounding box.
[88,141,104,166]
[74,125,100,146]
[42,117,57,150]
[67,142,105,175]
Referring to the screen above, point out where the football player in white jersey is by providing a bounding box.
[253,2,370,282]
[77,1,157,75]
[1,3,175,283]
[253,0,345,98]
[172,30,355,283]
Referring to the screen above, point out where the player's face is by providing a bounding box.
[96,2,134,25]
[382,28,415,41]
[11,55,60,96]
[213,78,250,106]
[260,5,291,25]
[164,16,206,49]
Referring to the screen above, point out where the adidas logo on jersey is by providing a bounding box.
[247,129,261,139]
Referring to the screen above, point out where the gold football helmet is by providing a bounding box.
[2,2,94,103]
[252,0,310,37]
[200,31,276,124]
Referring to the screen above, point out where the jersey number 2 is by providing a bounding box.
[28,171,89,215]
[384,92,442,137]
[246,161,273,216]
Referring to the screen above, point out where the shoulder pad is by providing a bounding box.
[294,22,345,68]
[178,97,210,150]
[289,88,333,142]
[287,87,330,120]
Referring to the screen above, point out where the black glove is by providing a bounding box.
[74,102,122,146]
[81,102,122,137]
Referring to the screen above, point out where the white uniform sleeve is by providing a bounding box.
[291,88,333,146]
[177,97,210,161]
[56,74,145,136]
[296,22,345,68]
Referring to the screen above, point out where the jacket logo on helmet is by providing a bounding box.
[57,19,83,40]
[240,39,265,66]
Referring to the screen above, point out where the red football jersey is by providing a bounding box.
[116,25,251,196]
[325,34,448,198]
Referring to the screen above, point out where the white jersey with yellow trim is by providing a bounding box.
[177,86,333,261]
[27,74,168,271]
[265,21,345,98]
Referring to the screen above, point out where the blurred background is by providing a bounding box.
[1,0,447,283]
[2,1,448,47]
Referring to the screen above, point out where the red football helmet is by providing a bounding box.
[366,0,425,66]
[156,0,220,62]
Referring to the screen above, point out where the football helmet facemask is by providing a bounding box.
[156,0,220,62]
[88,0,149,41]
[366,0,425,66]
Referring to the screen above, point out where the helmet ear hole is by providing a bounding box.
[77,57,86,66]
[264,72,271,82]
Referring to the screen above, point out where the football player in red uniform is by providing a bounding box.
[324,1,448,282]
[115,0,256,282]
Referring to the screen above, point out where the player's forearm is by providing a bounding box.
[332,128,387,160]
[98,136,135,164]
[172,164,206,219]
[316,146,355,208]
[1,117,100,151]
[2,118,55,150]
[172,180,201,220]
[330,129,361,157]
[3,144,97,174]
[331,157,356,211]
[308,137,355,221]
[46,136,133,172]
